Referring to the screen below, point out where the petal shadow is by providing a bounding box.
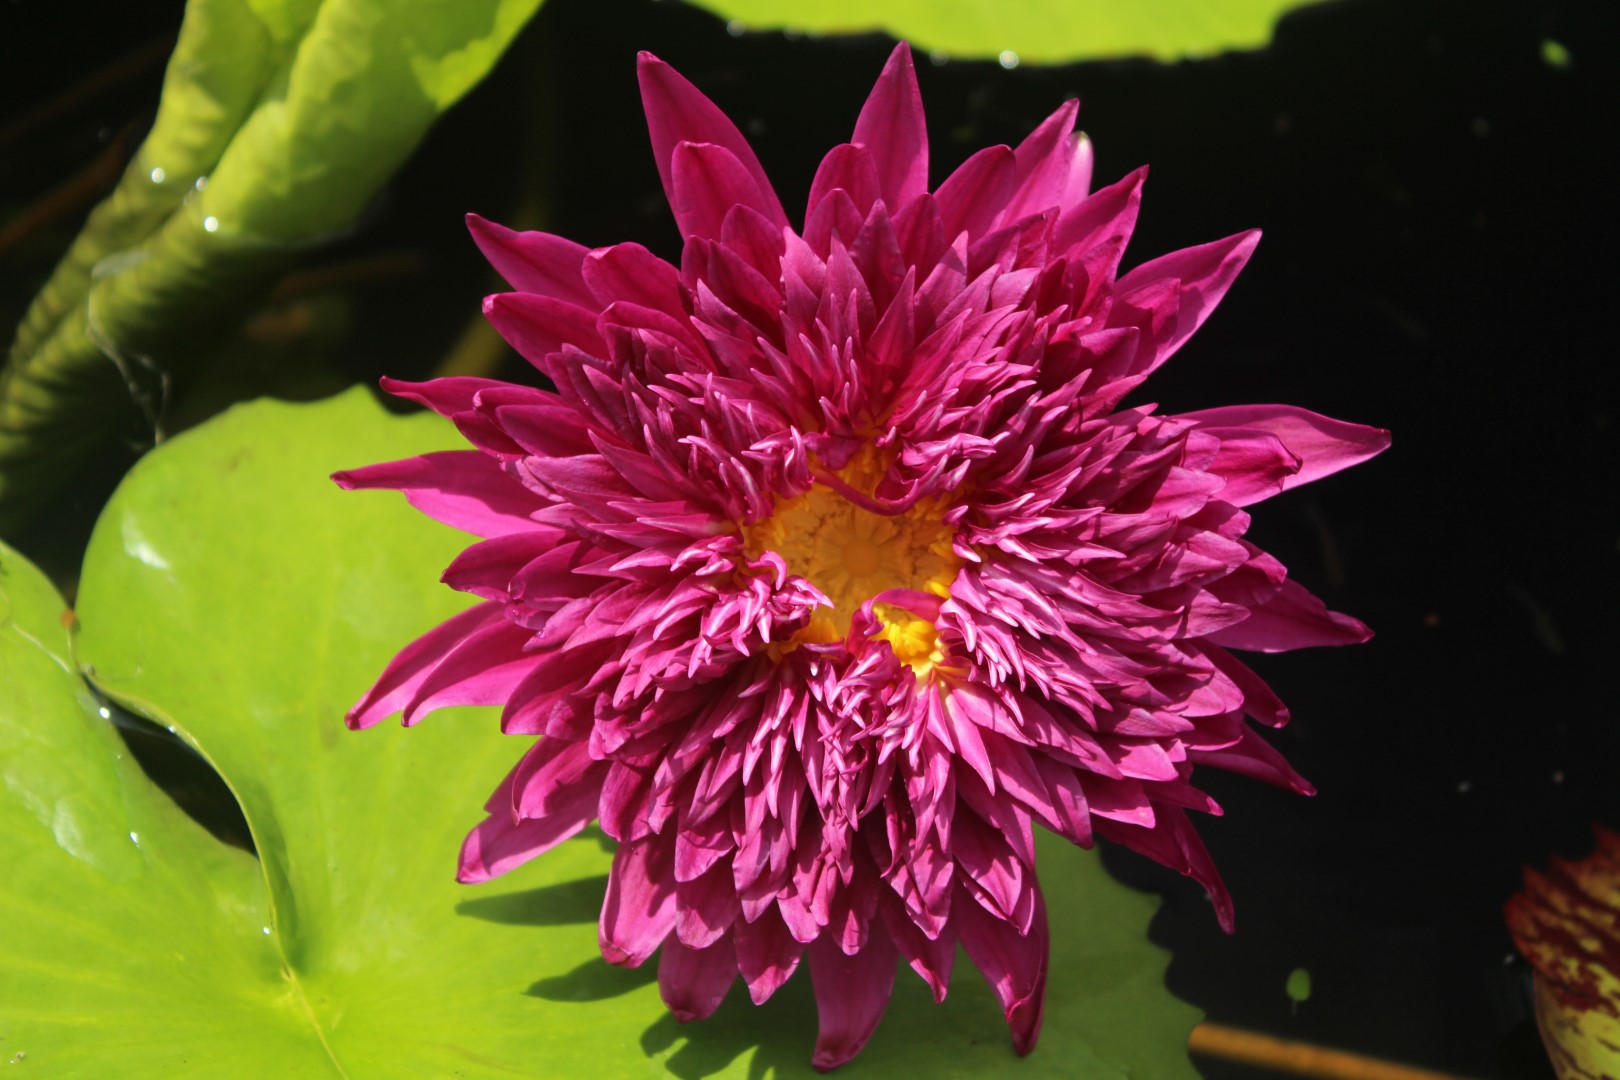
[454,873,608,927]
[526,956,656,1002]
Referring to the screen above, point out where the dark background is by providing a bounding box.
[3,0,1617,1076]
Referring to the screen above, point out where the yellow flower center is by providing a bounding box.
[743,451,959,673]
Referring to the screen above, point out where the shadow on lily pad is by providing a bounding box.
[526,956,656,1002]
[454,873,608,927]
[641,969,816,1080]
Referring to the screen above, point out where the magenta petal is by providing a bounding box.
[659,935,738,1023]
[1181,404,1391,500]
[1209,578,1373,652]
[582,241,686,313]
[934,145,1016,243]
[345,602,505,729]
[466,213,596,308]
[1054,163,1146,258]
[376,375,505,419]
[852,43,928,212]
[1192,429,1301,507]
[1191,723,1315,795]
[954,882,1048,1055]
[638,52,787,229]
[999,99,1080,225]
[733,907,802,1004]
[600,837,678,968]
[457,798,593,883]
[880,894,954,1002]
[1099,809,1234,932]
[670,141,777,242]
[333,451,544,538]
[483,292,605,369]
[1113,228,1261,378]
[807,143,882,222]
[441,530,559,600]
[511,737,604,818]
[807,930,899,1070]
[675,859,742,948]
[400,613,536,725]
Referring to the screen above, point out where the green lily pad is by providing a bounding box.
[684,0,1325,64]
[1,387,1199,1076]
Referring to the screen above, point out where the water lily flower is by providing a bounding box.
[335,43,1388,1069]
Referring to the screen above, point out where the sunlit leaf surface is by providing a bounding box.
[681,0,1326,64]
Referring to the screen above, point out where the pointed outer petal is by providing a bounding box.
[440,530,560,600]
[807,931,900,1070]
[804,189,864,263]
[733,907,803,1004]
[852,203,908,314]
[950,807,1031,927]
[955,751,1039,866]
[893,193,947,275]
[1065,133,1094,207]
[879,892,954,1002]
[1111,229,1260,379]
[333,451,545,538]
[934,144,1017,243]
[488,402,597,460]
[396,612,536,725]
[1205,645,1290,727]
[484,292,606,369]
[1208,578,1373,652]
[456,791,595,883]
[497,641,612,738]
[637,52,787,229]
[1030,755,1094,848]
[940,687,999,794]
[346,601,504,729]
[1051,164,1145,266]
[376,375,507,419]
[1179,427,1300,507]
[659,935,738,1023]
[998,99,1080,225]
[670,141,778,242]
[466,213,596,308]
[720,202,789,278]
[1190,722,1315,795]
[1085,776,1155,827]
[599,759,657,842]
[808,143,882,222]
[1097,809,1234,932]
[511,736,607,818]
[1180,404,1391,503]
[852,43,928,211]
[582,241,687,314]
[600,836,679,967]
[675,814,736,882]
[685,238,784,332]
[675,858,742,949]
[954,880,1049,1055]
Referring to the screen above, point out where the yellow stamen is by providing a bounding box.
[873,605,949,678]
[743,448,959,669]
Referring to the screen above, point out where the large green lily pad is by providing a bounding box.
[0,388,1200,1076]
[684,0,1324,64]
